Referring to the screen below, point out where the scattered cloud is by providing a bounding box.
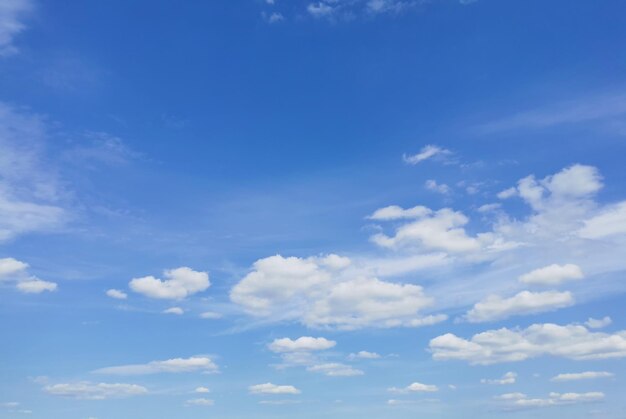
[518,264,584,286]
[389,382,439,393]
[43,382,148,400]
[194,386,210,393]
[579,201,626,239]
[163,307,184,315]
[0,257,57,293]
[367,205,431,221]
[425,179,451,195]
[551,371,614,382]
[262,11,284,23]
[184,398,214,406]
[130,267,210,300]
[106,289,127,300]
[307,363,364,377]
[500,392,605,409]
[92,356,218,375]
[347,351,381,360]
[199,311,222,319]
[268,337,336,353]
[430,322,626,365]
[403,145,450,165]
[249,383,301,395]
[481,372,517,385]
[463,290,574,323]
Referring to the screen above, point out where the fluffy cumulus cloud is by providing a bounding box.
[463,290,574,323]
[551,371,614,382]
[0,257,57,293]
[388,382,439,393]
[499,392,605,409]
[585,316,612,329]
[367,205,431,221]
[249,383,301,395]
[518,264,584,285]
[481,371,517,385]
[130,267,210,300]
[43,382,148,400]
[231,254,442,329]
[93,356,218,375]
[429,322,626,365]
[105,289,127,299]
[268,337,336,353]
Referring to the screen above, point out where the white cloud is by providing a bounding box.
[105,289,127,300]
[551,371,614,382]
[194,386,210,393]
[199,311,222,319]
[347,351,381,360]
[367,205,431,221]
[463,290,574,323]
[249,383,301,395]
[497,187,517,199]
[425,179,451,195]
[129,267,210,300]
[495,392,527,400]
[16,278,57,293]
[268,337,336,353]
[371,208,482,253]
[1,259,58,293]
[184,398,214,406]
[430,322,626,365]
[481,372,517,385]
[0,0,33,57]
[388,382,439,393]
[579,201,626,239]
[163,307,184,315]
[585,316,612,329]
[518,264,584,286]
[231,255,441,329]
[93,356,218,375]
[503,392,605,409]
[307,363,364,377]
[0,103,67,241]
[403,145,450,165]
[307,2,335,18]
[43,382,148,400]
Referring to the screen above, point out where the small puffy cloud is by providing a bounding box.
[265,12,284,23]
[93,356,218,375]
[551,371,614,382]
[579,201,626,239]
[481,372,517,385]
[249,383,301,395]
[184,398,214,406]
[129,267,210,300]
[425,180,451,195]
[163,307,184,315]
[371,208,482,253]
[0,257,57,293]
[194,386,210,393]
[388,382,439,393]
[518,264,584,286]
[16,278,57,294]
[477,203,501,213]
[0,0,33,57]
[497,187,517,199]
[463,290,574,323]
[307,363,364,377]
[585,316,612,329]
[199,311,222,319]
[347,351,381,360]
[368,205,432,221]
[105,289,127,300]
[403,145,450,165]
[268,337,336,353]
[495,392,527,401]
[504,392,605,409]
[430,322,626,365]
[307,2,334,18]
[43,382,148,400]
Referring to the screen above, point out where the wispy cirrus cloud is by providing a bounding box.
[0,0,33,57]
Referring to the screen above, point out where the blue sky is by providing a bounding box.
[1,0,626,418]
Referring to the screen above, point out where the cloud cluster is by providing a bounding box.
[130,267,210,300]
[231,254,442,329]
[0,257,57,294]
[430,322,626,365]
[481,371,517,385]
